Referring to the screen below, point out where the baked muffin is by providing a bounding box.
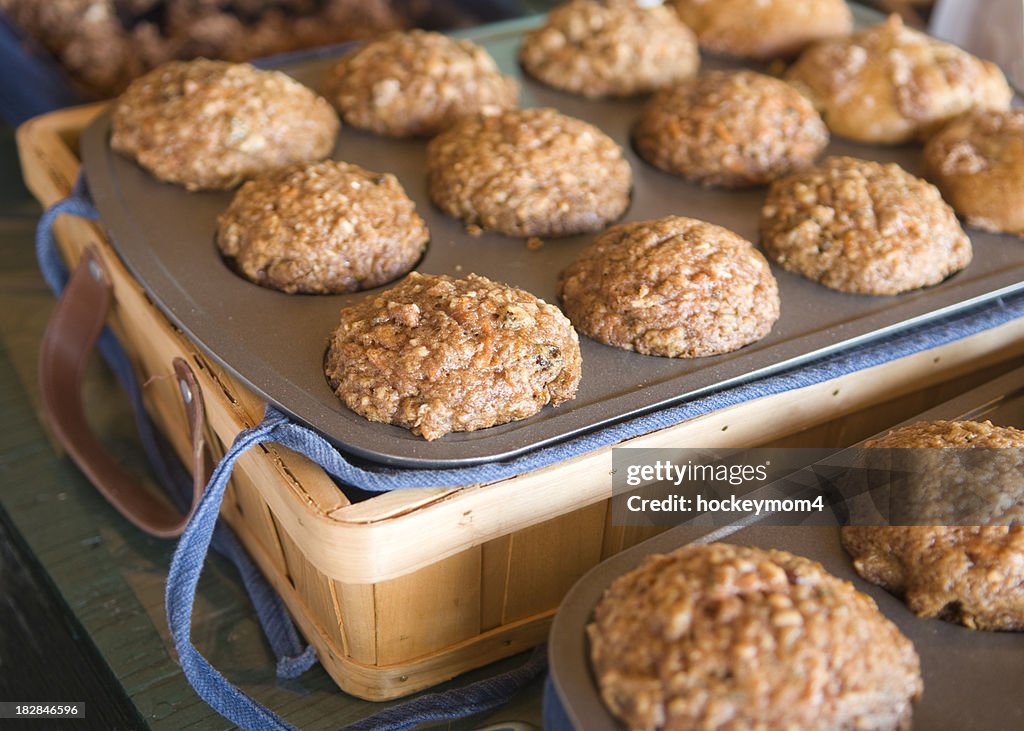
[324,272,581,440]
[426,107,632,237]
[672,0,851,60]
[924,109,1024,237]
[322,30,518,138]
[519,0,699,99]
[589,542,923,730]
[633,70,829,188]
[786,14,1013,144]
[760,156,972,295]
[843,420,1024,631]
[110,59,339,191]
[561,216,779,357]
[216,161,428,294]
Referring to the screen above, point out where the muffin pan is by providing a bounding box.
[81,12,1024,467]
[547,366,1024,730]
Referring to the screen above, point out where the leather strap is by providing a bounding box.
[39,247,210,538]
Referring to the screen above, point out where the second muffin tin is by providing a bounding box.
[81,11,1024,467]
[547,366,1024,730]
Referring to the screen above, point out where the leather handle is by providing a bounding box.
[39,247,209,538]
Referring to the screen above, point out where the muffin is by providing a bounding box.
[216,161,428,294]
[672,0,851,60]
[322,30,518,138]
[843,420,1024,631]
[760,156,972,295]
[589,542,923,730]
[560,216,780,358]
[324,272,582,440]
[110,59,339,191]
[519,0,699,99]
[633,70,829,188]
[785,14,1012,144]
[426,107,632,237]
[924,109,1024,237]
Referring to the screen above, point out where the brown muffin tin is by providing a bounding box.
[80,13,1024,467]
[548,366,1024,731]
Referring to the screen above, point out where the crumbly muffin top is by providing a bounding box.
[325,272,581,440]
[673,0,852,60]
[323,30,518,138]
[111,58,339,190]
[560,216,780,357]
[589,542,922,731]
[426,107,631,237]
[520,0,699,98]
[216,160,428,294]
[633,69,829,188]
[923,109,1024,236]
[760,156,972,295]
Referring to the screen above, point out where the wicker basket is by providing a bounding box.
[17,103,1024,701]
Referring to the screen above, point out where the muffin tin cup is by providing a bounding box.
[80,10,1024,468]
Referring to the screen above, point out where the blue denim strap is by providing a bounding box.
[166,411,547,730]
[35,185,315,679]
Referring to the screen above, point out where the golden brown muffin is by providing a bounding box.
[519,0,699,98]
[560,216,780,357]
[843,420,1024,631]
[322,30,518,138]
[589,542,923,731]
[426,107,632,237]
[110,59,339,191]
[673,0,851,60]
[924,109,1024,237]
[324,272,581,440]
[760,156,972,295]
[633,70,829,188]
[216,161,428,294]
[786,14,1012,144]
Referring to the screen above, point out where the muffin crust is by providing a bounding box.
[325,272,581,440]
[111,59,339,191]
[589,542,922,731]
[760,156,972,295]
[520,0,699,99]
[633,70,829,188]
[217,160,428,294]
[426,107,631,237]
[323,30,518,138]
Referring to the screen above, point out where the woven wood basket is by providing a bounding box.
[17,103,1024,701]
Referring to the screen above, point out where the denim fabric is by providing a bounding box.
[36,189,315,679]
[542,675,575,731]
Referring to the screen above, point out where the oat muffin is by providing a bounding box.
[843,420,1024,631]
[924,109,1024,237]
[426,107,632,237]
[216,161,427,295]
[672,0,851,60]
[519,0,699,99]
[760,156,972,295]
[560,217,779,358]
[633,70,829,188]
[324,272,581,440]
[322,30,518,138]
[110,59,339,191]
[786,14,1013,145]
[588,542,923,731]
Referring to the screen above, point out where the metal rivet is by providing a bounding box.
[88,259,103,281]
[179,380,193,404]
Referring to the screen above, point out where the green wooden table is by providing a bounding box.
[0,124,544,730]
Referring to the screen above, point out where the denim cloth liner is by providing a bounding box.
[38,184,1024,729]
